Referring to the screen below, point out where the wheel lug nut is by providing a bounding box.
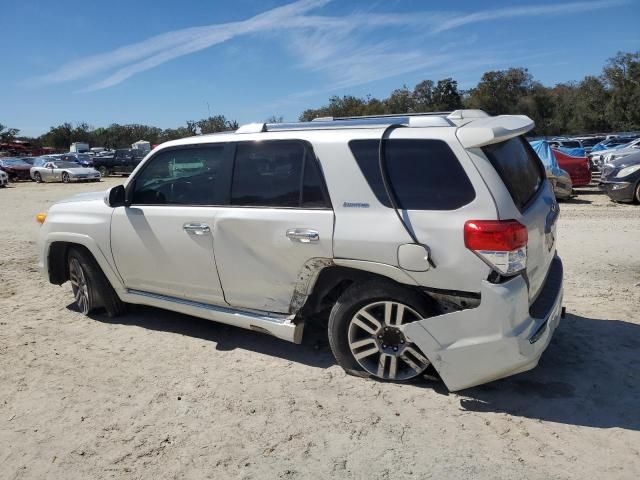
[393,347,398,351]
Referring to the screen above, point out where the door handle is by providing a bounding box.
[183,222,211,235]
[286,228,319,243]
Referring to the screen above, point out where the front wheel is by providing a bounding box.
[98,166,109,177]
[62,172,70,183]
[34,172,42,183]
[635,182,640,204]
[67,248,126,317]
[328,280,435,381]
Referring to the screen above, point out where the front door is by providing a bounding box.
[110,144,232,305]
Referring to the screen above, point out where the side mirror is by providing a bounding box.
[107,184,127,207]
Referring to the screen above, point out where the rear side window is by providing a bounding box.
[349,139,476,210]
[482,137,544,210]
[231,141,330,208]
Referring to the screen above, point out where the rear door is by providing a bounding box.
[481,137,557,300]
[212,140,334,313]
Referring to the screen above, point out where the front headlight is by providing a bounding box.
[616,165,640,178]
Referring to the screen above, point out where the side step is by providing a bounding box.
[123,289,303,343]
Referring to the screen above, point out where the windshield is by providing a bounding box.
[53,161,83,168]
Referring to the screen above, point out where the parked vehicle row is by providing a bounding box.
[0,156,102,184]
[31,160,101,183]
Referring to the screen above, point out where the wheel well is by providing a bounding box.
[299,266,422,318]
[47,242,93,285]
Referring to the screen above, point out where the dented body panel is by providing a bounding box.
[403,257,563,391]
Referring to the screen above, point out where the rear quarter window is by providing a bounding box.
[482,137,545,210]
[349,139,476,210]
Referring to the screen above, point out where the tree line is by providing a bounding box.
[1,50,638,150]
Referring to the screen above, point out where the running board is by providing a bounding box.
[123,289,303,343]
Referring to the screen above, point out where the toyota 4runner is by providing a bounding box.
[37,110,564,391]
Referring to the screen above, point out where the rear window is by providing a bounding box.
[349,139,476,210]
[482,137,545,210]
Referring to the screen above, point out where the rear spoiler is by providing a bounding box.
[455,115,534,149]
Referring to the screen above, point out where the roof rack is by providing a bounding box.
[235,110,490,134]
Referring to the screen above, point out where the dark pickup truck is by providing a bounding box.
[93,149,146,177]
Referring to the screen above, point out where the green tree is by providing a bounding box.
[602,51,640,130]
[432,78,462,111]
[465,68,534,115]
[384,86,415,113]
[0,123,20,143]
[196,115,237,134]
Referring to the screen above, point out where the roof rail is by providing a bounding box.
[234,110,494,134]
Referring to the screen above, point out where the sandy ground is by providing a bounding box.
[1,177,639,480]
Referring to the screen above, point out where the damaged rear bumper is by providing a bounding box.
[403,257,563,391]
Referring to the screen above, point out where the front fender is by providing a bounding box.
[40,232,125,294]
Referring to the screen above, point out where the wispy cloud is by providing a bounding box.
[35,0,625,93]
[431,0,628,33]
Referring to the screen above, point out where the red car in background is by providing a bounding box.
[552,149,592,187]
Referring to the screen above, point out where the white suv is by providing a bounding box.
[37,110,563,391]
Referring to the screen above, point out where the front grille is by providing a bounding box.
[529,257,563,319]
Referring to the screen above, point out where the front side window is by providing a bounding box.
[132,145,230,205]
[231,141,330,208]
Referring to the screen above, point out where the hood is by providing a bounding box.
[56,190,110,204]
[2,164,31,171]
[610,151,640,168]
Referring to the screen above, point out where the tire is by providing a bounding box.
[62,172,70,183]
[635,182,640,204]
[98,166,109,177]
[67,247,126,317]
[328,279,436,382]
[34,172,42,183]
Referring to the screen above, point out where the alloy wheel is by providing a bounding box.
[69,258,90,314]
[347,301,430,381]
[34,172,42,183]
[62,172,70,183]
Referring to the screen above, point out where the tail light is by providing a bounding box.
[464,220,528,275]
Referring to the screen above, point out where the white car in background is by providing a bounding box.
[30,160,101,183]
[590,138,640,167]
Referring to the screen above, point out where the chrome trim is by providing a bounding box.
[286,228,319,243]
[183,222,211,235]
[126,289,290,323]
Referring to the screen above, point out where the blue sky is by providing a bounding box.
[2,0,639,137]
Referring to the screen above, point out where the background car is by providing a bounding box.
[529,140,573,200]
[30,160,101,183]
[0,169,8,187]
[552,148,592,187]
[0,158,32,181]
[92,148,145,177]
[599,151,640,203]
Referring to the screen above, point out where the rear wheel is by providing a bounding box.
[98,166,109,177]
[635,182,640,203]
[328,280,435,381]
[62,172,70,183]
[67,248,126,317]
[34,172,42,183]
